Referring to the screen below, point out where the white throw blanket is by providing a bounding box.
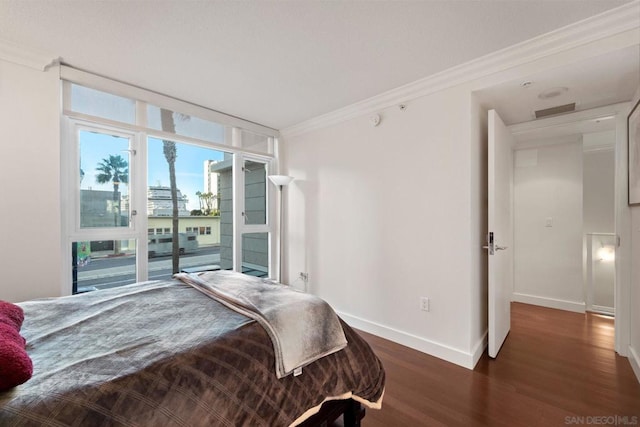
[174,270,348,379]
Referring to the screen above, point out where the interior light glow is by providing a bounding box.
[596,245,615,262]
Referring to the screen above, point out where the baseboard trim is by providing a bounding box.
[471,331,488,368]
[590,304,615,316]
[628,345,640,384]
[337,311,479,370]
[512,292,585,313]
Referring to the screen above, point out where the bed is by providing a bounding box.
[0,271,385,426]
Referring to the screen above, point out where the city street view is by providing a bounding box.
[76,245,220,292]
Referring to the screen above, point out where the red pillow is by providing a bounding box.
[0,301,32,390]
[0,340,33,391]
[0,300,24,330]
[0,323,26,347]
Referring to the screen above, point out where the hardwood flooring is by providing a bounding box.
[358,302,640,427]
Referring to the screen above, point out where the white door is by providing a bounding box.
[487,110,514,358]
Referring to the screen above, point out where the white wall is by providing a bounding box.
[284,84,487,368]
[0,59,62,302]
[511,134,616,314]
[512,142,584,311]
[584,146,615,233]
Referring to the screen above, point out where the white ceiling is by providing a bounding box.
[477,45,639,126]
[0,0,634,130]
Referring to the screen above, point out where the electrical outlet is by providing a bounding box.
[420,297,430,312]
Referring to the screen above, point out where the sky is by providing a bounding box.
[80,131,225,211]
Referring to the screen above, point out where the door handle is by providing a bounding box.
[482,245,494,255]
[485,232,495,255]
[483,243,507,254]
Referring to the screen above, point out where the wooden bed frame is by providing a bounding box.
[299,399,365,427]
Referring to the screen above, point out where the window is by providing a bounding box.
[79,130,131,229]
[147,136,229,280]
[69,84,135,124]
[68,125,138,292]
[62,77,278,293]
[243,160,267,225]
[237,156,272,276]
[147,105,226,144]
[239,130,273,155]
[242,233,269,277]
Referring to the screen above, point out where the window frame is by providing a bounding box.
[62,118,148,289]
[61,77,280,294]
[233,153,275,275]
[67,122,141,237]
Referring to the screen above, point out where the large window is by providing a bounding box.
[62,75,278,293]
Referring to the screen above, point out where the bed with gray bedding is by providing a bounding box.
[0,271,385,426]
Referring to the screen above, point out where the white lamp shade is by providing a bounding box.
[268,175,294,187]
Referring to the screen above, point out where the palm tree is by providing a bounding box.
[201,192,217,215]
[195,190,204,212]
[96,154,128,254]
[160,108,180,274]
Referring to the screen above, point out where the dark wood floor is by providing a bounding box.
[358,302,640,427]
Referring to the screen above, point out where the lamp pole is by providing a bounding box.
[277,184,285,282]
[268,175,294,282]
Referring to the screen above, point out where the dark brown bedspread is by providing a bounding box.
[0,280,385,426]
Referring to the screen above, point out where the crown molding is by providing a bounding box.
[0,39,59,71]
[282,1,640,138]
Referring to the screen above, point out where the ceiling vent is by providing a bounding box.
[534,103,576,119]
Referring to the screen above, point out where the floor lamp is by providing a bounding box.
[268,175,294,282]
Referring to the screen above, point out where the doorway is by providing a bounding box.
[510,127,616,316]
[485,106,619,359]
[482,102,631,358]
[474,34,637,361]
